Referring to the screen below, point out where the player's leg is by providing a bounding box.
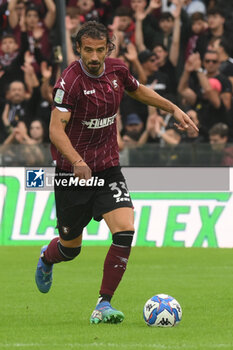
[35,195,92,293]
[35,234,83,294]
[90,207,134,324]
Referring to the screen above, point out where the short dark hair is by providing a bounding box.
[159,12,174,21]
[25,4,40,17]
[209,123,229,137]
[5,80,27,95]
[75,21,115,55]
[152,43,168,52]
[1,32,16,41]
[207,7,225,18]
[219,37,233,56]
[204,50,218,58]
[191,12,205,23]
[115,6,133,18]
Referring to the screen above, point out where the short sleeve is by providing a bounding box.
[53,67,81,111]
[119,63,139,92]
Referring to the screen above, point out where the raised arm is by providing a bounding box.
[169,0,182,67]
[8,0,19,29]
[193,53,221,109]
[40,61,53,103]
[124,43,147,84]
[49,108,91,179]
[134,11,147,52]
[44,0,56,29]
[65,16,79,65]
[177,54,198,106]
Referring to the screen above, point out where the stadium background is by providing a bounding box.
[1,2,233,349]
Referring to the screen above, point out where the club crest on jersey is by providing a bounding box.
[82,114,117,129]
[112,79,118,90]
[62,226,70,235]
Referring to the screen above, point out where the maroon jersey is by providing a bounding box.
[51,57,139,172]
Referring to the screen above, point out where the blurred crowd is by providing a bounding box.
[1,0,233,166]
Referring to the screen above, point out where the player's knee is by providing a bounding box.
[114,223,135,234]
[58,241,81,261]
[112,230,134,247]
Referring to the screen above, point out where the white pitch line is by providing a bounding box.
[0,343,232,349]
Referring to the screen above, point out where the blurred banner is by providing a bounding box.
[1,168,233,247]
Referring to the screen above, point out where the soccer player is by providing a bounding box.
[35,21,198,324]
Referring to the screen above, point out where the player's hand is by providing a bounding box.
[173,107,199,132]
[73,161,92,180]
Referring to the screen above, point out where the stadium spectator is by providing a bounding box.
[109,6,135,55]
[195,7,227,59]
[152,43,177,95]
[1,119,47,165]
[28,118,48,143]
[0,30,28,104]
[139,49,174,99]
[170,0,206,17]
[76,0,99,23]
[131,0,162,51]
[120,48,174,126]
[185,12,208,60]
[34,21,197,326]
[118,42,147,83]
[121,112,144,148]
[67,0,114,26]
[3,118,47,145]
[8,0,56,30]
[9,1,56,67]
[1,79,42,134]
[209,122,233,165]
[0,0,10,36]
[137,1,182,68]
[178,51,232,138]
[151,109,181,146]
[180,108,205,143]
[65,12,81,64]
[148,6,190,77]
[40,60,53,105]
[212,37,233,89]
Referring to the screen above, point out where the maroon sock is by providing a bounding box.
[99,244,131,297]
[43,237,64,264]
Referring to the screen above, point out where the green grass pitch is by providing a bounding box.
[0,246,233,350]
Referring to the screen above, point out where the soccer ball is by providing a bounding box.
[143,294,182,327]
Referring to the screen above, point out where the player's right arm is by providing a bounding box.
[49,108,92,179]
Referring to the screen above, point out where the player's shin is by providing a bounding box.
[98,230,134,303]
[42,237,81,265]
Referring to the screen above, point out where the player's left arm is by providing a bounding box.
[127,84,199,132]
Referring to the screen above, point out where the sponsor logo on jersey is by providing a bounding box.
[54,89,65,104]
[84,89,96,95]
[82,114,117,129]
[60,78,66,89]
